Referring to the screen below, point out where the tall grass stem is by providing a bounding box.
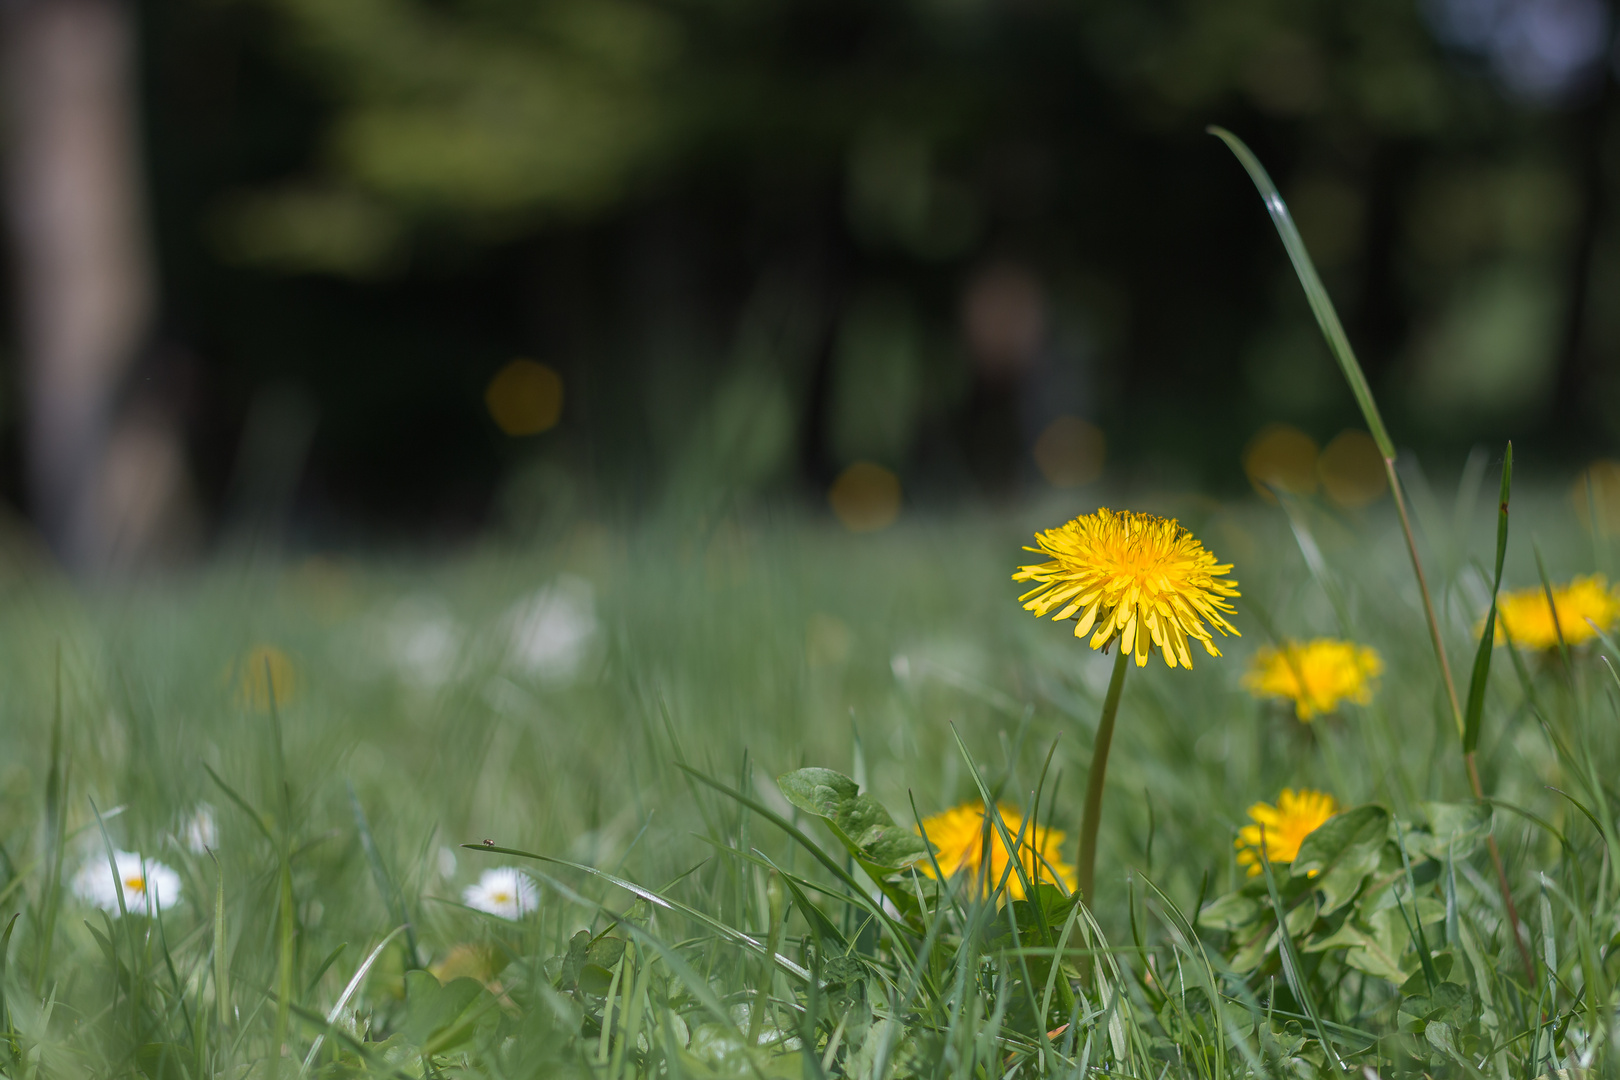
[1211,126,1535,983]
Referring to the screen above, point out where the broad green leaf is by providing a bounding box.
[1292,804,1389,913]
[1409,802,1492,860]
[401,970,494,1054]
[1198,891,1263,932]
[1307,910,1408,984]
[776,768,926,870]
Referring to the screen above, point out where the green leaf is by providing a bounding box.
[1307,908,1409,984]
[401,970,494,1055]
[1409,802,1492,860]
[1292,804,1390,913]
[1198,891,1263,932]
[776,768,927,871]
[1464,443,1512,754]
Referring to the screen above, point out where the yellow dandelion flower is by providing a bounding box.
[228,645,299,711]
[1489,575,1620,651]
[916,802,1077,899]
[1242,638,1383,720]
[1014,508,1240,668]
[1235,789,1337,876]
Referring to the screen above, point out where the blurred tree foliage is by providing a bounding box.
[128,0,1615,536]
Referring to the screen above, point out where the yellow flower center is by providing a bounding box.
[124,875,146,893]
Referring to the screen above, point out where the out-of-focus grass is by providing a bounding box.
[0,481,1609,1076]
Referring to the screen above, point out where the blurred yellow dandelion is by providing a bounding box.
[486,359,563,436]
[1491,575,1620,650]
[1243,638,1383,720]
[1014,508,1239,668]
[1236,789,1337,876]
[916,802,1076,899]
[1243,424,1318,499]
[229,645,299,711]
[1317,430,1387,509]
[829,462,902,532]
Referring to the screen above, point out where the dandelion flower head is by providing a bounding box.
[463,867,537,919]
[1236,789,1337,877]
[1242,639,1383,720]
[229,644,299,711]
[1014,508,1239,668]
[72,850,182,914]
[1491,575,1620,651]
[916,801,1076,899]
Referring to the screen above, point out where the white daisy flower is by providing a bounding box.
[504,576,596,681]
[181,804,218,854]
[73,850,182,914]
[462,867,537,919]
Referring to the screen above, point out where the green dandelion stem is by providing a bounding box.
[1078,646,1130,906]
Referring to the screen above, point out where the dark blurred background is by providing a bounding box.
[1,0,1616,569]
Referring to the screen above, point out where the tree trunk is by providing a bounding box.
[2,0,191,571]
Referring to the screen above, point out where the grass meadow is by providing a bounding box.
[1,473,1617,1079]
[4,134,1618,1079]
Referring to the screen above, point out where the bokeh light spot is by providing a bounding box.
[230,645,299,712]
[486,360,563,436]
[1243,423,1319,499]
[1033,416,1105,488]
[829,462,901,532]
[1317,430,1387,509]
[1573,460,1620,536]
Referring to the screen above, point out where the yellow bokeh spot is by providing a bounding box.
[1032,416,1105,488]
[1573,460,1620,536]
[486,360,563,436]
[230,645,299,711]
[1243,424,1318,499]
[829,463,901,532]
[1317,430,1386,509]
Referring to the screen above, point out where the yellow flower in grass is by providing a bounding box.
[1014,509,1239,668]
[228,645,299,711]
[1243,639,1383,720]
[1490,575,1620,650]
[916,802,1077,899]
[1236,789,1337,876]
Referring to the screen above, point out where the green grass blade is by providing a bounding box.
[1465,443,1513,754]
[1207,126,1393,459]
[1534,542,1574,673]
[470,843,814,982]
[32,647,67,994]
[673,765,917,952]
[347,783,421,970]
[0,912,17,1064]
[300,926,406,1073]
[1255,835,1344,1070]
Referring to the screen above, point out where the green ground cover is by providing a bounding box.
[0,475,1615,1077]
